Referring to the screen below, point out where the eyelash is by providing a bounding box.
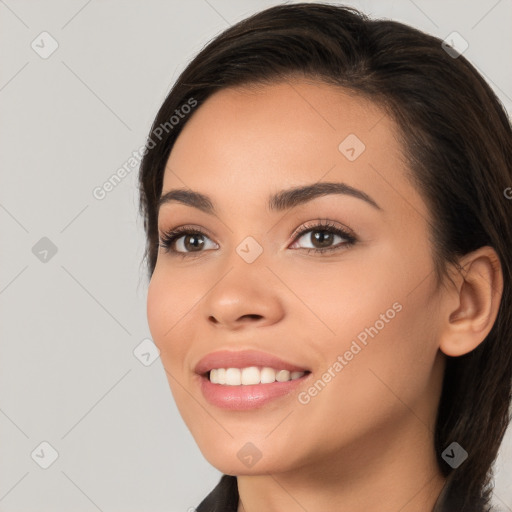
[158,220,357,258]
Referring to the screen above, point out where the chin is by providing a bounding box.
[201,444,298,476]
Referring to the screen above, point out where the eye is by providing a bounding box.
[158,219,357,257]
[288,219,357,254]
[158,226,217,257]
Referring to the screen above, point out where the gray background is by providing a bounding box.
[1,0,511,510]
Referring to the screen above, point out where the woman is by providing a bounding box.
[138,3,511,511]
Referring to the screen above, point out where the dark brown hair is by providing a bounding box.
[138,3,512,510]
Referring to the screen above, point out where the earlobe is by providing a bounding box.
[439,246,503,357]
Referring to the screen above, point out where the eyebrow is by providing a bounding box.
[157,181,381,214]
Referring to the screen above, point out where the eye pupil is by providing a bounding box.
[184,234,205,251]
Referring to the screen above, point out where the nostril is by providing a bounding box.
[240,314,263,321]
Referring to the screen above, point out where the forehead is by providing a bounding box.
[166,80,391,170]
[162,79,427,221]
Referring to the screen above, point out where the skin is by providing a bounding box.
[146,79,503,512]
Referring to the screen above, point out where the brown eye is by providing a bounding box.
[290,221,357,254]
[159,227,218,256]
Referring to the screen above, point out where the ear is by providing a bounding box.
[439,246,503,357]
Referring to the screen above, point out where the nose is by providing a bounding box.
[204,266,285,330]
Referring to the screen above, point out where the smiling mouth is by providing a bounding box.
[203,367,312,385]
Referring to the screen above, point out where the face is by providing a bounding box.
[147,79,447,477]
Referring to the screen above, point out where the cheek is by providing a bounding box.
[298,244,438,408]
[146,269,189,364]
[146,263,217,380]
[146,273,166,345]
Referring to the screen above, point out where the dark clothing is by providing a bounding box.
[196,475,238,512]
[196,473,455,512]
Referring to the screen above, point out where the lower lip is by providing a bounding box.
[198,373,311,410]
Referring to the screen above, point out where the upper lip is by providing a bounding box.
[194,349,311,375]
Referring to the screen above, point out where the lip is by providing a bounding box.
[198,372,311,410]
[194,349,310,375]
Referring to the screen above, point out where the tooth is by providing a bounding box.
[276,370,291,382]
[208,367,307,384]
[217,368,226,385]
[260,367,277,384]
[225,368,241,386]
[241,366,260,385]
